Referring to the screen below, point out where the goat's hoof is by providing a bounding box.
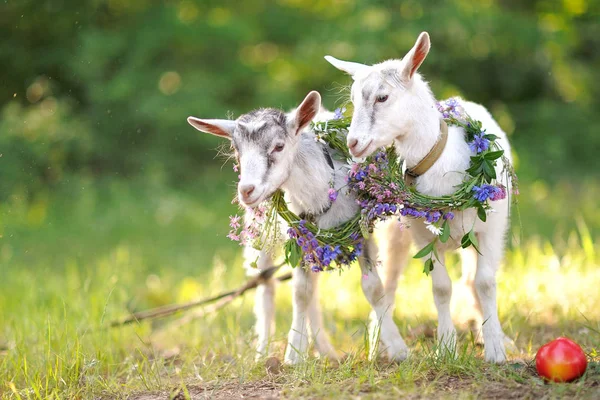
[436,332,458,360]
[386,342,410,363]
[484,340,507,364]
[283,348,303,365]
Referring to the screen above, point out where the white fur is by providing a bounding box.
[188,93,412,364]
[326,32,515,363]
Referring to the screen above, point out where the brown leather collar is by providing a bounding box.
[404,119,448,186]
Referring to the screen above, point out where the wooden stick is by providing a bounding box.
[109,263,288,327]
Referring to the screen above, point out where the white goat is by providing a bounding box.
[326,32,515,363]
[187,92,411,364]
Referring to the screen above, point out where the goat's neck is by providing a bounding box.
[281,135,332,215]
[393,94,441,169]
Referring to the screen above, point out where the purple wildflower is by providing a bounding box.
[298,220,309,235]
[468,133,490,154]
[443,212,455,220]
[489,185,507,201]
[328,188,338,202]
[332,107,346,120]
[472,184,502,202]
[426,211,442,223]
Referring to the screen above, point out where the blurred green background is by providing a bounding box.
[1,2,600,396]
[1,0,599,291]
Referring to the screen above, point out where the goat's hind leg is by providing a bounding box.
[360,238,409,362]
[245,247,276,360]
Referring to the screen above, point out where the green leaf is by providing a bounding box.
[466,163,484,176]
[483,150,504,161]
[440,220,450,243]
[468,229,482,254]
[482,160,496,181]
[465,180,477,192]
[432,243,440,260]
[461,233,471,248]
[477,204,487,222]
[284,240,301,268]
[413,241,434,259]
[483,134,498,141]
[423,258,434,275]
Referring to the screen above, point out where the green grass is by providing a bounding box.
[0,172,599,399]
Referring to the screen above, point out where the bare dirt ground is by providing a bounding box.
[122,361,600,400]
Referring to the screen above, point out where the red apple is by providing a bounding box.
[536,337,588,382]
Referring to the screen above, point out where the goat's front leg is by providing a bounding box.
[244,246,276,360]
[306,273,339,360]
[456,246,485,344]
[376,220,412,304]
[430,252,457,357]
[475,229,510,363]
[284,266,314,364]
[360,238,409,362]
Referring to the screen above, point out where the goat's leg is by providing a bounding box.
[457,247,485,344]
[360,238,409,362]
[474,228,510,363]
[306,272,339,360]
[244,246,276,360]
[284,266,313,364]
[430,252,457,357]
[376,220,411,304]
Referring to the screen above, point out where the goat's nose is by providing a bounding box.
[240,184,255,199]
[348,138,358,151]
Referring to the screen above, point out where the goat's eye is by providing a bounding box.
[273,143,285,153]
[376,95,389,103]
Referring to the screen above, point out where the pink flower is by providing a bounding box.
[227,232,240,241]
[229,215,241,229]
[233,163,239,172]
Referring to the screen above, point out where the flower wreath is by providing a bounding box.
[227,98,518,274]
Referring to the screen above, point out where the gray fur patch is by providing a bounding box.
[232,108,288,150]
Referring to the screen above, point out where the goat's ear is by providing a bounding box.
[324,55,368,79]
[400,31,431,82]
[187,117,235,140]
[289,91,321,135]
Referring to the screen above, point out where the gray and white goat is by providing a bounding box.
[187,91,411,364]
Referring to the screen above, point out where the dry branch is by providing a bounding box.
[110,263,288,327]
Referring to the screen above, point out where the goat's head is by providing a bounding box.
[187,91,321,208]
[325,32,432,158]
